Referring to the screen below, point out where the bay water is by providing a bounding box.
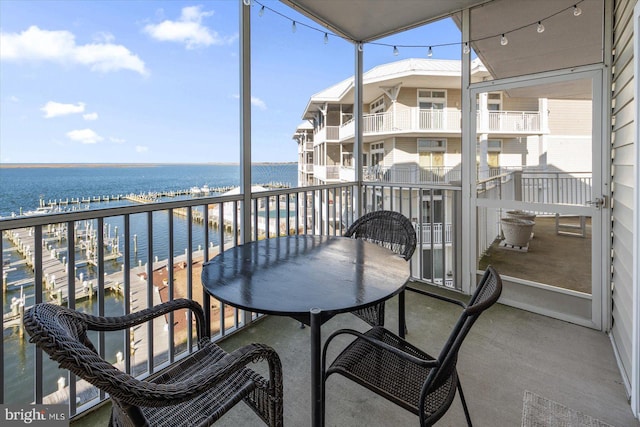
[0,163,297,404]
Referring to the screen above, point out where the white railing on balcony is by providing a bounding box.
[482,111,542,133]
[313,125,340,142]
[299,163,313,173]
[414,222,454,245]
[313,165,341,181]
[334,108,542,140]
[362,165,461,184]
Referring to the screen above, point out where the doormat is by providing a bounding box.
[521,390,615,427]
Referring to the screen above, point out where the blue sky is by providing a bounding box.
[0,1,463,164]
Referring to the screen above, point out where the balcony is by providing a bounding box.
[1,182,631,427]
[71,285,633,427]
[333,108,544,141]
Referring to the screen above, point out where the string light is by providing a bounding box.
[252,0,586,57]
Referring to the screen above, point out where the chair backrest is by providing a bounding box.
[23,303,134,398]
[345,210,417,260]
[420,266,503,408]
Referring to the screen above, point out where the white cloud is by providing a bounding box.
[9,96,20,103]
[0,26,148,75]
[110,137,125,144]
[135,145,149,153]
[93,31,115,44]
[144,5,237,49]
[66,128,103,144]
[83,112,98,121]
[42,101,85,118]
[231,94,267,110]
[251,96,267,110]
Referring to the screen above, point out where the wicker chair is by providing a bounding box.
[322,266,502,426]
[23,299,283,427]
[344,210,417,328]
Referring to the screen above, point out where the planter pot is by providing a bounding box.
[506,210,536,222]
[501,218,535,247]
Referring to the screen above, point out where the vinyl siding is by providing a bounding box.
[610,0,636,389]
[548,99,593,135]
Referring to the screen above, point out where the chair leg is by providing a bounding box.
[457,379,473,427]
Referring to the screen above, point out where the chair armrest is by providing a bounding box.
[116,342,282,407]
[405,286,467,309]
[322,328,439,369]
[72,299,208,340]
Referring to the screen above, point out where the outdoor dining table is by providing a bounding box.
[201,234,410,427]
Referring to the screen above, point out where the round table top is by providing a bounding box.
[201,235,410,318]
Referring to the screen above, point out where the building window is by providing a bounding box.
[370,97,385,114]
[418,90,446,110]
[370,142,385,167]
[488,92,502,111]
[418,139,446,168]
[487,139,502,168]
[418,90,446,129]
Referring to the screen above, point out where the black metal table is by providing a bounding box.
[201,235,410,427]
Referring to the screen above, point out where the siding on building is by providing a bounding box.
[502,96,538,111]
[392,138,417,165]
[610,0,637,390]
[548,99,593,135]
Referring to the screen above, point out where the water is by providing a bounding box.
[0,163,298,217]
[0,163,297,404]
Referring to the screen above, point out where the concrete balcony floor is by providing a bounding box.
[71,285,637,427]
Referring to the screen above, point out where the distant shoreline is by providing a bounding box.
[0,162,296,169]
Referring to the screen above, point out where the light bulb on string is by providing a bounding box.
[427,46,433,57]
[291,21,297,33]
[258,6,265,17]
[393,46,399,56]
[573,5,582,16]
[463,42,470,55]
[324,33,329,44]
[537,21,545,33]
[500,34,508,46]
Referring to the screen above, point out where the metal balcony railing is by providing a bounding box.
[1,181,463,419]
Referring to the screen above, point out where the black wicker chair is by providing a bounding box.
[344,210,417,328]
[322,266,502,426]
[23,299,283,427]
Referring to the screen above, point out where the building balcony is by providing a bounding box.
[312,165,341,182]
[71,284,633,427]
[1,182,631,427]
[313,108,545,144]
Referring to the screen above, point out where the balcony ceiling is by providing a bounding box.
[279,0,493,43]
[282,0,603,100]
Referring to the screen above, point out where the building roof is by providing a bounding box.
[302,58,487,119]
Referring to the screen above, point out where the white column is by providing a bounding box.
[478,133,489,181]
